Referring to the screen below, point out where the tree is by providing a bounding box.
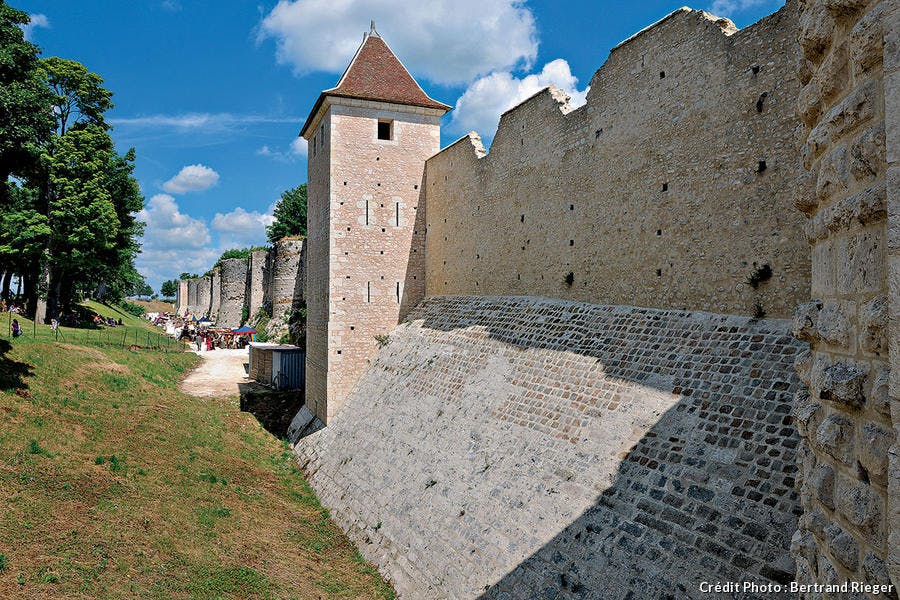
[266,184,307,243]
[160,279,177,298]
[0,5,54,309]
[179,272,199,280]
[38,56,112,136]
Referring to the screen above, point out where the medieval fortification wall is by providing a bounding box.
[173,239,305,337]
[424,6,810,318]
[290,0,898,595]
[295,295,805,598]
[790,0,898,591]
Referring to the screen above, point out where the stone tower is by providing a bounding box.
[300,24,451,424]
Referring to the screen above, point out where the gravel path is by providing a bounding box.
[179,348,249,397]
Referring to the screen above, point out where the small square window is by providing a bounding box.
[377,120,393,140]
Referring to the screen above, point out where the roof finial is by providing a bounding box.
[369,20,379,37]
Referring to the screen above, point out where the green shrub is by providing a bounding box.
[119,301,145,317]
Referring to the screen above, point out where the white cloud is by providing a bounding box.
[256,137,307,162]
[290,137,307,157]
[162,164,220,194]
[451,59,589,141]
[706,0,781,17]
[160,1,182,12]
[258,0,537,85]
[211,207,275,246]
[135,196,276,291]
[110,112,299,131]
[137,194,211,250]
[20,13,49,41]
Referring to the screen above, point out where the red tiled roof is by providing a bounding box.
[300,33,451,137]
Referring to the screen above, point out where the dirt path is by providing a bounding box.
[179,348,249,397]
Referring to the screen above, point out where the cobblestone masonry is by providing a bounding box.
[217,258,248,327]
[295,295,805,599]
[790,0,899,593]
[424,5,810,318]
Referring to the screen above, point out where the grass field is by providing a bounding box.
[0,304,394,598]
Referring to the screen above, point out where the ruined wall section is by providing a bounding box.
[790,0,898,591]
[295,295,804,598]
[196,274,211,318]
[248,250,267,320]
[266,237,305,341]
[210,266,221,323]
[217,258,248,327]
[425,5,810,318]
[175,279,188,315]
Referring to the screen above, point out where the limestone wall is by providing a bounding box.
[217,258,248,327]
[295,295,805,598]
[210,266,221,323]
[248,250,267,320]
[196,274,211,318]
[175,279,188,315]
[424,5,810,318]
[266,237,305,340]
[790,0,898,591]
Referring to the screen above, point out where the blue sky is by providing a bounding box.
[16,0,784,292]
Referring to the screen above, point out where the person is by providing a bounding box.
[50,318,58,333]
[11,318,22,338]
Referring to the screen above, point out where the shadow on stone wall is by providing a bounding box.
[406,297,804,597]
[296,296,808,598]
[478,398,800,599]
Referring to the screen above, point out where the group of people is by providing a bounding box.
[93,314,122,327]
[1,299,24,314]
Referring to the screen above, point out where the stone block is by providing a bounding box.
[793,300,823,342]
[849,4,884,76]
[859,296,888,354]
[835,474,885,546]
[812,412,856,465]
[862,551,890,585]
[806,80,878,159]
[836,229,886,296]
[824,522,860,572]
[870,365,890,416]
[799,2,836,62]
[810,463,836,510]
[857,421,892,486]
[818,361,868,408]
[849,122,886,184]
[816,145,850,203]
[815,301,852,347]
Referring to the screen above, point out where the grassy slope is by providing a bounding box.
[0,312,394,598]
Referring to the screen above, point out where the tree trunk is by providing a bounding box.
[1,271,11,300]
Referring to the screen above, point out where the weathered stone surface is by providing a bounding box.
[857,422,893,486]
[217,258,248,327]
[812,413,855,464]
[859,296,888,354]
[815,302,851,347]
[818,361,868,407]
[793,300,823,342]
[823,522,859,571]
[424,5,809,320]
[849,3,884,76]
[295,296,804,598]
[810,463,836,510]
[835,474,885,545]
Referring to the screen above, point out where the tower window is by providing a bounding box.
[377,119,393,140]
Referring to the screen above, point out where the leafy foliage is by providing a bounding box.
[0,21,144,317]
[266,184,307,243]
[160,279,178,298]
